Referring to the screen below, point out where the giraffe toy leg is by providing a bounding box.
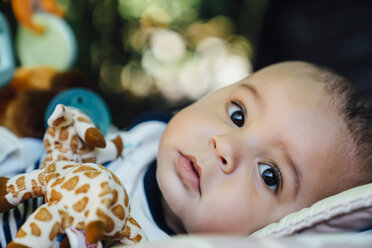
[85,191,114,244]
[0,169,46,213]
[7,203,62,248]
[95,136,123,165]
[116,216,147,245]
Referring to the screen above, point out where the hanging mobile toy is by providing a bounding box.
[3,0,77,71]
[3,0,64,34]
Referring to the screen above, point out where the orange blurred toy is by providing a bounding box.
[3,0,64,33]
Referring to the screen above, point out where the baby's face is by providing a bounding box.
[157,62,357,235]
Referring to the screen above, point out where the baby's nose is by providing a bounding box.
[209,135,238,174]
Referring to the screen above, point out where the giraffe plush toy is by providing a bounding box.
[42,104,123,168]
[0,160,147,247]
[0,104,148,247]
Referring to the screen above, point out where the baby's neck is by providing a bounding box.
[161,195,187,234]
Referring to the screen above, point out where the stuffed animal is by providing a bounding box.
[0,104,148,247]
[0,160,147,247]
[41,104,122,168]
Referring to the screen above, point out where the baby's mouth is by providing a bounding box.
[177,152,201,194]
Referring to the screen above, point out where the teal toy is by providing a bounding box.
[0,12,15,87]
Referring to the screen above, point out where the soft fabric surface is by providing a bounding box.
[251,183,372,237]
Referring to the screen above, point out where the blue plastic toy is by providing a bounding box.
[0,12,15,87]
[45,88,111,136]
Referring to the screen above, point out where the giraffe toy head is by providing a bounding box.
[0,161,148,247]
[42,104,123,168]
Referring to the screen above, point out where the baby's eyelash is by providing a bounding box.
[230,99,247,116]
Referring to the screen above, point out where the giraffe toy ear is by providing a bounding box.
[47,104,73,128]
[69,107,106,148]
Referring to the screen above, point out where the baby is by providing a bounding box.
[156,61,372,235]
[1,61,371,247]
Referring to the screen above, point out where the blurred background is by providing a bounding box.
[1,0,371,130]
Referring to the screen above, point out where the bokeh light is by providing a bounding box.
[56,0,258,127]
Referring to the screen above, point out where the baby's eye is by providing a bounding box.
[227,102,245,127]
[258,163,281,192]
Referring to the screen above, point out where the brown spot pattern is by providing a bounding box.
[132,234,143,242]
[99,182,110,197]
[22,192,33,201]
[112,190,118,205]
[35,207,52,221]
[110,171,122,186]
[46,163,56,173]
[72,197,89,212]
[44,139,51,150]
[15,176,26,191]
[97,208,114,232]
[112,205,125,219]
[7,184,16,197]
[59,127,69,141]
[61,176,79,191]
[49,189,63,202]
[31,179,44,197]
[51,176,65,187]
[30,222,41,236]
[84,171,101,179]
[77,117,91,123]
[45,173,60,183]
[38,172,46,185]
[53,116,65,126]
[49,222,60,241]
[59,210,74,229]
[82,157,96,163]
[70,134,78,153]
[46,127,56,137]
[124,189,129,207]
[33,186,44,196]
[62,165,75,170]
[73,166,97,173]
[75,184,90,194]
[129,217,141,228]
[16,228,27,238]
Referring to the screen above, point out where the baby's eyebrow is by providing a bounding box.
[239,84,262,103]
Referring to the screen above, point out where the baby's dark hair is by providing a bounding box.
[308,63,372,183]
